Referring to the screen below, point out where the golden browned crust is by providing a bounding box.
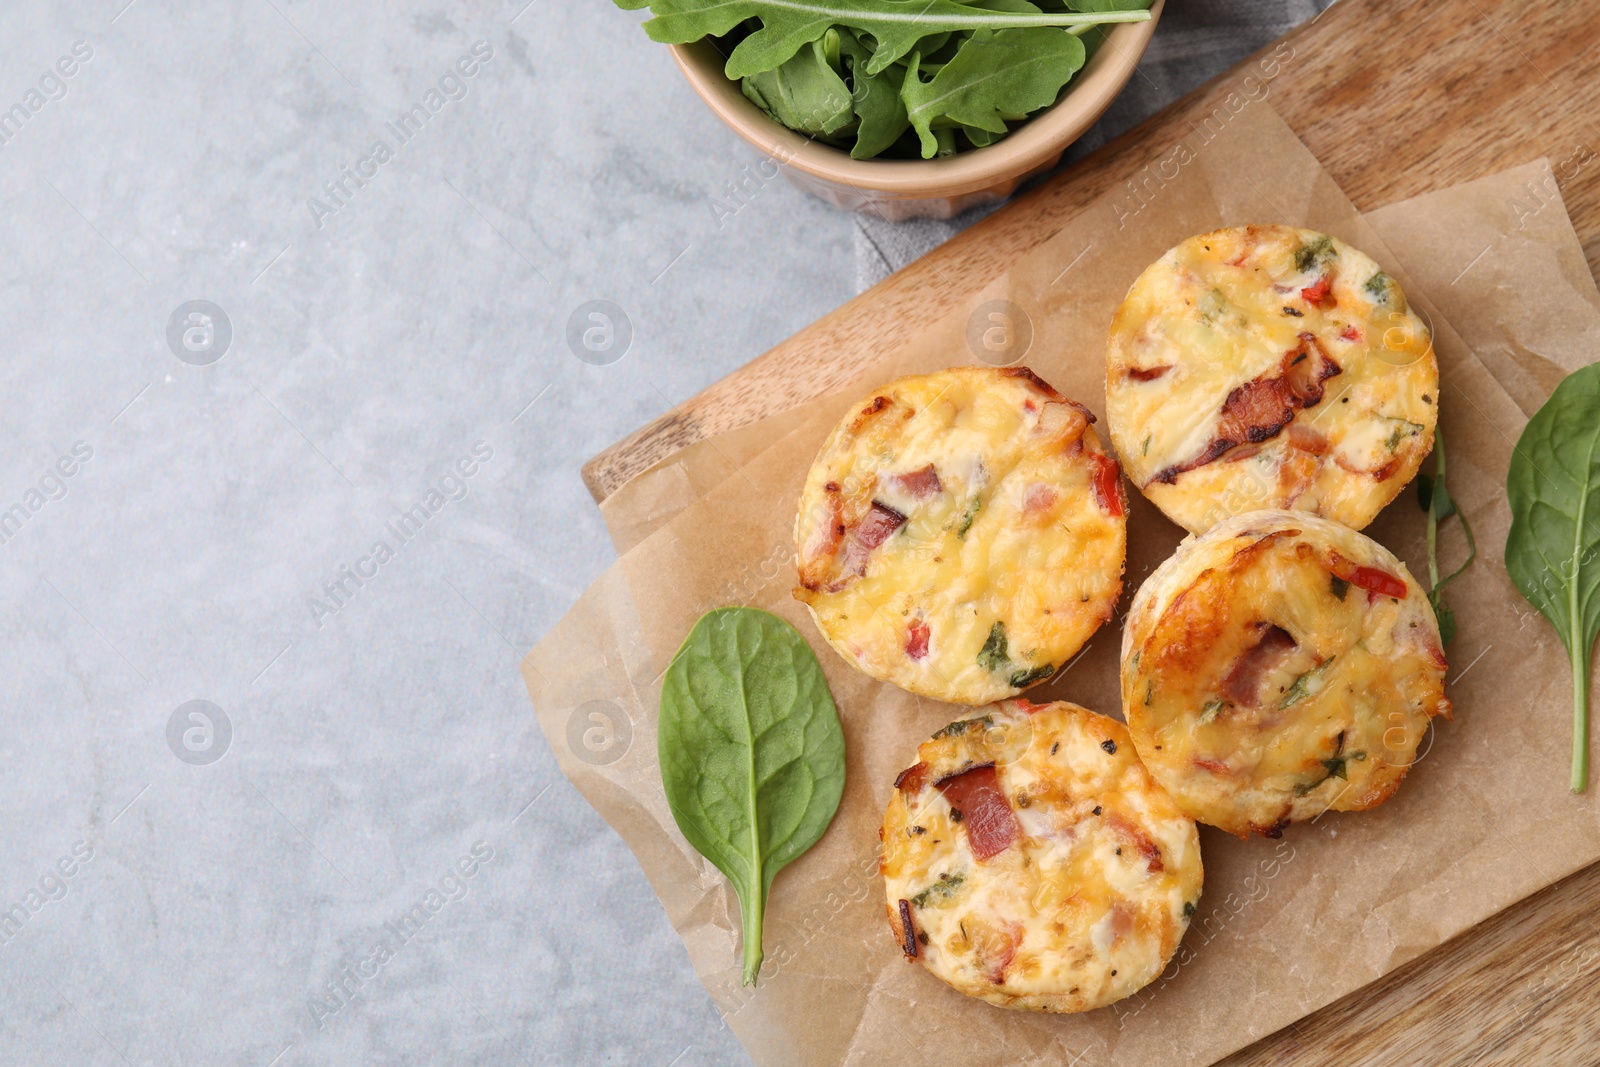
[1122,511,1448,838]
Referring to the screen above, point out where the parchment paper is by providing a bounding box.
[526,103,1600,1067]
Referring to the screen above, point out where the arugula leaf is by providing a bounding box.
[1506,363,1600,793]
[615,0,1151,79]
[742,34,855,138]
[901,29,1086,158]
[960,123,1006,148]
[659,607,846,983]
[835,29,908,159]
[1417,427,1476,645]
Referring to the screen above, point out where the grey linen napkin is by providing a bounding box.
[853,0,1339,292]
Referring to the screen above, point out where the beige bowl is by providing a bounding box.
[669,2,1163,221]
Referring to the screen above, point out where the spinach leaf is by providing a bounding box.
[659,607,846,983]
[901,29,1086,158]
[742,33,855,138]
[615,0,1151,80]
[1416,427,1476,645]
[1506,363,1600,792]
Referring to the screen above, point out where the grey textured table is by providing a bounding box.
[0,2,1324,1065]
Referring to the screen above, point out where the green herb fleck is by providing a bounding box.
[1199,698,1225,722]
[1183,901,1197,919]
[957,497,981,539]
[1363,270,1391,301]
[1198,287,1231,326]
[1009,663,1055,688]
[932,715,992,740]
[1142,434,1151,456]
[1278,657,1336,710]
[1383,417,1425,452]
[1297,750,1366,795]
[1294,235,1335,273]
[977,621,1008,672]
[1330,576,1350,601]
[911,871,966,908]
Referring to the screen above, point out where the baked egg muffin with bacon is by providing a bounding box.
[1106,225,1437,534]
[794,366,1127,706]
[882,699,1202,1012]
[1122,510,1450,838]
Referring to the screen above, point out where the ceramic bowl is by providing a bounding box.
[668,3,1164,221]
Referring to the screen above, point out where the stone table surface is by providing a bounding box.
[0,2,1324,1065]
[0,2,850,1064]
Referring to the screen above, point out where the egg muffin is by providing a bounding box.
[882,700,1202,1012]
[1121,510,1450,838]
[794,367,1127,706]
[1106,225,1437,534]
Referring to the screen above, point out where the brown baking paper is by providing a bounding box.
[526,102,1600,1067]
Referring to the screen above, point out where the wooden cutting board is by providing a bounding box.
[584,1,1600,1062]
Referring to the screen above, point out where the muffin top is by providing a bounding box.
[1121,510,1450,837]
[1106,225,1437,533]
[795,366,1127,705]
[882,700,1202,1012]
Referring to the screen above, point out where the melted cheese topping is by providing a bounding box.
[881,700,1202,1013]
[1121,511,1450,837]
[1106,225,1438,534]
[795,367,1126,706]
